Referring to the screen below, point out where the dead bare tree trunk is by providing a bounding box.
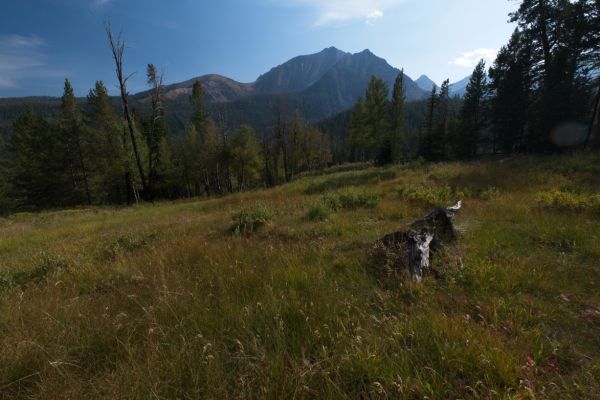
[586,85,600,149]
[378,201,462,282]
[105,22,147,200]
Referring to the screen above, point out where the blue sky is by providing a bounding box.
[0,0,517,97]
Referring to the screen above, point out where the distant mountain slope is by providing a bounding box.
[254,47,351,94]
[415,75,439,92]
[300,49,428,119]
[449,75,471,98]
[137,74,254,104]
[0,47,430,136]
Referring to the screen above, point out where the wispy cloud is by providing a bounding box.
[92,0,112,8]
[450,48,497,68]
[366,9,384,25]
[0,34,49,89]
[280,0,406,26]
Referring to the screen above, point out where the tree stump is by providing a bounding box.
[378,201,462,282]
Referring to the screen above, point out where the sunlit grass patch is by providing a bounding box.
[536,189,600,214]
[304,168,396,194]
[397,182,501,207]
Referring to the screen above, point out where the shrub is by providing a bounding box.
[536,190,600,213]
[0,253,68,290]
[307,202,335,221]
[337,188,380,209]
[321,192,343,211]
[307,189,379,221]
[478,186,502,200]
[231,203,274,234]
[398,184,454,206]
[104,232,158,258]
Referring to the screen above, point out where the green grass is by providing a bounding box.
[0,153,599,399]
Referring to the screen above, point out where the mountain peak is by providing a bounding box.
[415,75,439,91]
[254,47,351,94]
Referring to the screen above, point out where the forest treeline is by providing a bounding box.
[0,0,598,213]
[347,0,600,163]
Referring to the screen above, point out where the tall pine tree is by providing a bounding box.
[364,76,390,163]
[59,79,92,205]
[6,107,66,208]
[488,29,533,153]
[390,71,408,162]
[455,60,487,158]
[87,80,130,203]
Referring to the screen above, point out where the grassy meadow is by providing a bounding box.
[1,153,599,399]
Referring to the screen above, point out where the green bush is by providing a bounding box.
[307,202,335,221]
[104,232,158,258]
[398,184,454,206]
[0,253,68,290]
[337,188,380,209]
[307,189,379,221]
[231,203,274,234]
[321,192,343,211]
[536,190,600,213]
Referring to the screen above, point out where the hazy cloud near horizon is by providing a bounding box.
[0,35,47,89]
[450,48,498,68]
[278,0,407,26]
[92,0,112,8]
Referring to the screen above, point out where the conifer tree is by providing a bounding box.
[59,79,92,204]
[433,79,450,160]
[349,97,367,161]
[0,141,12,214]
[420,80,449,161]
[144,64,167,200]
[6,107,65,208]
[229,125,263,191]
[420,85,438,159]
[189,81,223,195]
[364,76,390,163]
[455,60,486,158]
[87,80,130,203]
[191,80,209,133]
[509,0,594,151]
[181,124,203,196]
[391,71,408,162]
[488,30,533,153]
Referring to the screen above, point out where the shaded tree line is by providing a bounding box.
[0,27,332,213]
[1,0,598,213]
[347,0,600,162]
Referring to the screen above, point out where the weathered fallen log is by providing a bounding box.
[377,201,462,282]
